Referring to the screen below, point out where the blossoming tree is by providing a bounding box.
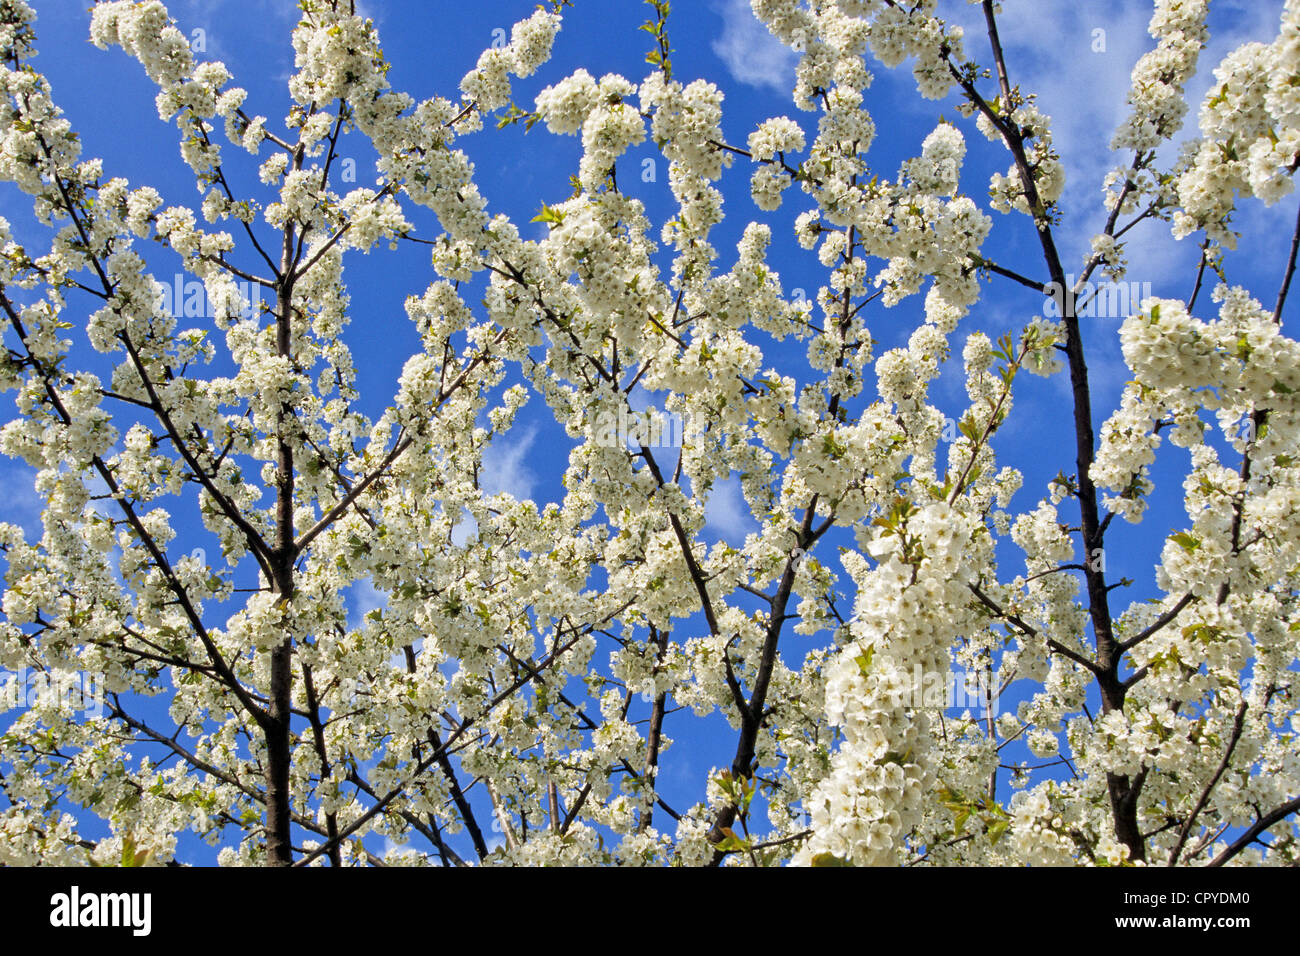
[0,0,1297,866]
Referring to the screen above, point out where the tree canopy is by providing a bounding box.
[0,0,1297,867]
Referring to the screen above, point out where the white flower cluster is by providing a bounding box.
[0,0,1296,871]
[290,10,386,108]
[985,103,1064,216]
[796,502,981,865]
[747,116,805,163]
[640,73,728,182]
[461,11,561,113]
[904,123,965,198]
[335,188,411,252]
[863,2,962,101]
[1174,1,1300,243]
[535,68,599,136]
[747,116,805,210]
[1111,0,1209,152]
[89,1,193,88]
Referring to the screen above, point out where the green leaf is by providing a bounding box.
[347,533,369,559]
[738,776,756,811]
[822,432,848,460]
[711,827,750,853]
[530,204,565,226]
[881,748,912,766]
[810,852,852,867]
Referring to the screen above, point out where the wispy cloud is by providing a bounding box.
[959,0,1286,263]
[942,0,1289,410]
[450,511,477,547]
[481,426,539,501]
[701,472,756,545]
[346,577,384,629]
[944,0,1154,248]
[0,462,43,540]
[710,0,796,94]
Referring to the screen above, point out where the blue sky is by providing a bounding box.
[1,0,1295,863]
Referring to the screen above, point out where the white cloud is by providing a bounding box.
[953,0,1153,251]
[352,0,382,26]
[444,426,544,544]
[166,0,301,62]
[942,0,1290,429]
[701,472,756,544]
[480,426,539,501]
[451,511,477,547]
[969,0,1286,265]
[346,577,384,629]
[0,463,43,540]
[710,0,797,94]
